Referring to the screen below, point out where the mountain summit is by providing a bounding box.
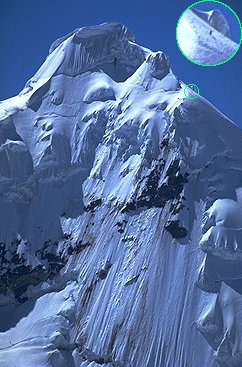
[0,22,242,367]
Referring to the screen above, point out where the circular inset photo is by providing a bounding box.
[176,0,242,66]
[184,84,200,99]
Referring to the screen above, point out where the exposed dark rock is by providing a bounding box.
[63,232,72,240]
[121,236,135,243]
[160,138,169,149]
[165,220,188,239]
[0,238,68,302]
[170,200,185,215]
[80,345,124,366]
[121,201,136,213]
[66,241,91,256]
[115,220,127,233]
[97,260,112,280]
[81,347,106,364]
[0,261,47,303]
[125,275,139,286]
[122,159,189,213]
[84,198,102,212]
[107,322,124,357]
[27,80,51,112]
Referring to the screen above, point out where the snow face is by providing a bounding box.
[177,8,239,65]
[0,22,242,367]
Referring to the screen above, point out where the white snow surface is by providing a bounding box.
[0,22,242,367]
[177,9,239,65]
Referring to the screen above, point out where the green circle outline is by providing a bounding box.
[176,0,242,66]
[184,83,200,99]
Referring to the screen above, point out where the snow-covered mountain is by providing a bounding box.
[0,22,242,367]
[176,8,239,65]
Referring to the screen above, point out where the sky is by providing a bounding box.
[0,0,241,126]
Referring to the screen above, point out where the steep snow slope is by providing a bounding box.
[176,9,239,65]
[0,22,242,367]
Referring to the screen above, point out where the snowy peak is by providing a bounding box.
[147,52,170,80]
[0,23,150,121]
[45,22,146,80]
[49,22,135,54]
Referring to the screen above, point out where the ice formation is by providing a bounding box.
[0,22,242,367]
